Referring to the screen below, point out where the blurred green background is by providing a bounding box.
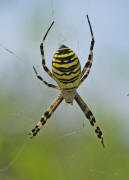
[0,0,129,179]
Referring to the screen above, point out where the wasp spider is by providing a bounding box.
[28,15,104,147]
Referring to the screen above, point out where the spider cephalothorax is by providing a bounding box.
[28,15,104,147]
[61,88,77,104]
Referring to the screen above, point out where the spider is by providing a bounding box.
[28,15,104,147]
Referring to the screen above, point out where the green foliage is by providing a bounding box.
[0,96,129,180]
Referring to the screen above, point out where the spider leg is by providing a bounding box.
[80,15,95,82]
[79,68,91,86]
[28,94,64,138]
[33,66,61,90]
[74,92,105,147]
[40,21,55,79]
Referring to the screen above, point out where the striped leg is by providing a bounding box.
[33,66,61,90]
[79,67,91,86]
[74,92,104,147]
[40,21,55,79]
[28,94,64,138]
[80,15,95,81]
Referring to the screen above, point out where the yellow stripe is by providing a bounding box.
[88,59,92,63]
[57,48,70,52]
[52,59,79,68]
[92,122,98,130]
[37,121,42,128]
[89,50,93,55]
[54,51,74,58]
[41,115,47,121]
[42,54,45,59]
[52,65,80,75]
[53,69,81,80]
[47,107,53,114]
[52,58,63,63]
[53,54,78,62]
[58,47,69,50]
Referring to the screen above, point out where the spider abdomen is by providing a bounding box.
[52,45,81,89]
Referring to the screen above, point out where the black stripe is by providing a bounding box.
[59,78,78,84]
[37,76,43,81]
[48,84,55,87]
[55,75,78,81]
[56,76,78,83]
[88,54,92,60]
[41,118,46,125]
[97,131,102,139]
[42,60,45,65]
[52,61,79,72]
[32,126,38,132]
[44,111,51,118]
[56,48,71,54]
[52,57,78,64]
[52,96,64,112]
[85,61,92,68]
[54,54,75,61]
[43,66,49,71]
[53,67,80,76]
[33,132,37,136]
[95,126,101,133]
[86,110,93,119]
[90,117,96,126]
[32,125,40,134]
[40,44,44,55]
[90,39,94,50]
[85,61,90,67]
[40,43,43,50]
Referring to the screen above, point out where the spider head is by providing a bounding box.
[61,89,77,105]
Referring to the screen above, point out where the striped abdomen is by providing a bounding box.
[52,45,81,89]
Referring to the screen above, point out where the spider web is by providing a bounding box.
[1,1,129,179]
[0,43,87,177]
[0,141,28,173]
